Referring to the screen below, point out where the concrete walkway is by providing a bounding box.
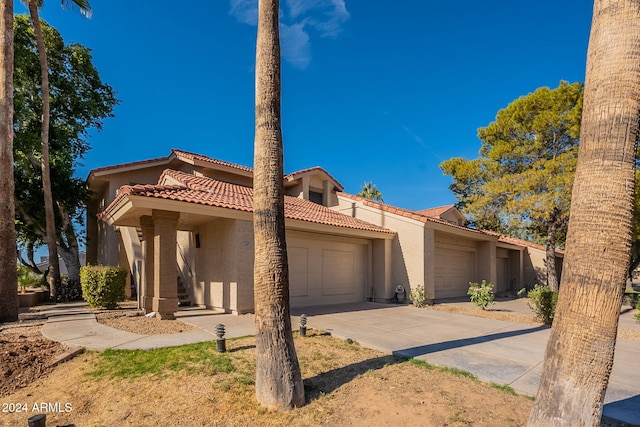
[40,302,255,351]
[39,300,640,425]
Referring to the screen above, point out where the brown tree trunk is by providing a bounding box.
[252,0,305,410]
[58,203,81,285]
[28,1,60,298]
[528,1,640,425]
[545,208,560,292]
[0,0,17,323]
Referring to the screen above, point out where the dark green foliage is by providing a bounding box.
[55,275,83,302]
[440,81,583,242]
[13,14,117,268]
[357,181,383,201]
[527,285,558,325]
[17,263,42,292]
[80,265,126,309]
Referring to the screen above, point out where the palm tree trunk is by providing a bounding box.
[528,0,640,425]
[28,0,60,298]
[253,0,305,410]
[544,208,560,292]
[0,0,18,323]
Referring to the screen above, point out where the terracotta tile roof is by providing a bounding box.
[338,193,490,236]
[102,170,393,235]
[485,230,564,254]
[338,193,563,252]
[417,205,456,218]
[170,149,252,173]
[88,155,171,176]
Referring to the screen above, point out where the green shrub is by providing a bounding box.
[17,264,42,293]
[80,265,127,309]
[635,301,640,324]
[527,284,558,325]
[468,280,495,310]
[55,274,83,303]
[624,290,640,306]
[409,284,428,308]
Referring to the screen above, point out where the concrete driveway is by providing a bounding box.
[40,300,639,425]
[291,302,640,425]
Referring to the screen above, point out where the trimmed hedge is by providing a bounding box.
[80,265,127,309]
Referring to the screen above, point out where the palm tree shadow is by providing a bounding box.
[303,354,404,402]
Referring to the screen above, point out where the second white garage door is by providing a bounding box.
[435,247,475,299]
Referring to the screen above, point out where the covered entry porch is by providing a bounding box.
[99,183,395,319]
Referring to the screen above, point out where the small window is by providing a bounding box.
[309,190,323,205]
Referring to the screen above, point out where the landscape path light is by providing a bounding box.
[215,323,226,352]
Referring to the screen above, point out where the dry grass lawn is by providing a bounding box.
[2,330,535,427]
[2,300,636,426]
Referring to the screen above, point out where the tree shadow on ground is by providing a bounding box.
[303,354,405,403]
[394,325,548,358]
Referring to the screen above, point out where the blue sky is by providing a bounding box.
[15,0,594,211]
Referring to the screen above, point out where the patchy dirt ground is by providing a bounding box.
[0,319,66,397]
[0,302,636,426]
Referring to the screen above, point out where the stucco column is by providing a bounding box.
[140,216,154,313]
[477,241,497,285]
[372,238,392,302]
[152,210,180,320]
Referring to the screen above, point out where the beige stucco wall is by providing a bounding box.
[192,218,237,312]
[285,174,339,207]
[335,194,511,301]
[335,197,426,302]
[91,165,183,267]
[177,230,196,303]
[522,246,563,289]
[189,218,255,314]
[476,240,496,286]
[524,247,547,287]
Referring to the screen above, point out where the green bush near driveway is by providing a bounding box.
[80,265,127,309]
[527,284,558,325]
[468,280,495,310]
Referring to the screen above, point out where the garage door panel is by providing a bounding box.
[322,249,354,296]
[288,247,308,297]
[435,247,474,299]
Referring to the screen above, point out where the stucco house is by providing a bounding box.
[86,149,560,318]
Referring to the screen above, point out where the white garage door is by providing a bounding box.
[287,236,367,308]
[435,247,474,299]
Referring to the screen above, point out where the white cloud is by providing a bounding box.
[229,0,257,26]
[229,0,349,69]
[287,0,350,38]
[280,22,311,69]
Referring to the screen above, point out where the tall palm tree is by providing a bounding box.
[357,181,383,202]
[252,0,305,410]
[528,0,640,425]
[0,0,18,322]
[24,0,91,298]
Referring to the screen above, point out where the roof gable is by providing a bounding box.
[284,166,344,191]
